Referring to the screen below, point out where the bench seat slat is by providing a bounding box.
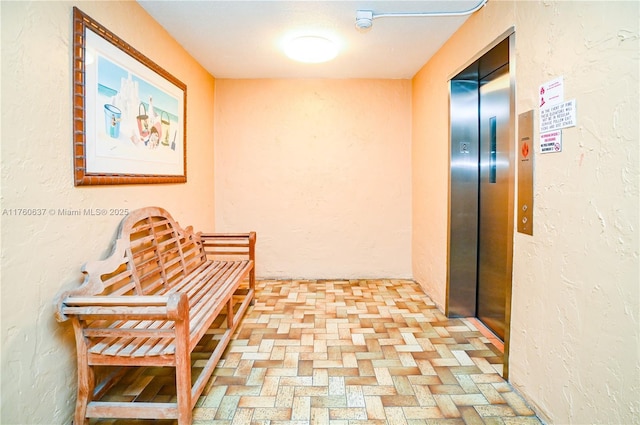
[84,328,174,339]
[90,320,142,356]
[90,320,176,357]
[64,296,170,306]
[165,261,224,295]
[187,262,249,334]
[176,262,246,324]
[63,307,170,318]
[144,337,176,357]
[123,320,176,357]
[113,337,151,357]
[110,320,174,357]
[98,318,171,356]
[177,262,232,305]
[81,261,251,358]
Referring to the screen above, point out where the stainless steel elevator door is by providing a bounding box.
[448,79,479,318]
[477,64,510,340]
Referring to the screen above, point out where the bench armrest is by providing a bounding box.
[56,292,188,322]
[200,232,256,260]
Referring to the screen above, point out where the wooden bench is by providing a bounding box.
[55,206,256,424]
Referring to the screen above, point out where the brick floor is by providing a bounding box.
[194,279,540,424]
[91,279,541,425]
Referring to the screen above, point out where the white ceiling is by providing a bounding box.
[137,1,484,79]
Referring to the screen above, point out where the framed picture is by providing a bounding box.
[72,7,187,185]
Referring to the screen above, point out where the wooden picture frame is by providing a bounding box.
[72,7,187,186]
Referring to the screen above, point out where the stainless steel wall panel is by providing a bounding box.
[448,80,479,318]
[517,110,534,235]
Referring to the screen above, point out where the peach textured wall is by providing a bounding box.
[412,1,639,423]
[214,79,412,279]
[1,1,215,423]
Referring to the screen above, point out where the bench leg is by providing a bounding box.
[227,298,234,328]
[250,266,256,306]
[73,363,92,425]
[175,322,192,425]
[176,362,192,424]
[250,267,255,293]
[72,320,92,425]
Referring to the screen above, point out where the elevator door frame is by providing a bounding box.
[446,29,515,379]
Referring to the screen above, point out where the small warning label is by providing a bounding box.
[539,77,564,109]
[540,130,562,154]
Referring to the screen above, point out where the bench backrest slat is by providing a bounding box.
[122,208,207,295]
[99,262,138,296]
[66,207,208,298]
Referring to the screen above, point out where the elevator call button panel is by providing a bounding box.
[518,110,534,235]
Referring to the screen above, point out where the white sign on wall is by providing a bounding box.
[539,76,564,109]
[539,77,576,154]
[540,130,562,153]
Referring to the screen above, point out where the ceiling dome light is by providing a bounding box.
[284,36,338,63]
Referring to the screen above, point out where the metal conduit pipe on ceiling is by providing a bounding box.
[355,0,488,31]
